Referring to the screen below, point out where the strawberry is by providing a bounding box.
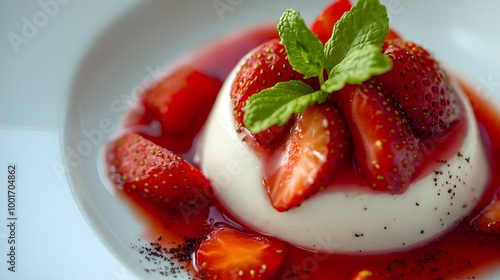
[471,195,500,235]
[337,82,423,193]
[265,104,351,211]
[231,38,318,148]
[195,224,287,280]
[311,0,401,44]
[142,67,222,152]
[311,0,352,44]
[107,132,212,206]
[372,39,463,138]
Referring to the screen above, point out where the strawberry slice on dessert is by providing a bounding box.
[337,82,423,193]
[195,224,287,280]
[311,0,401,44]
[471,194,500,235]
[265,104,351,211]
[373,39,463,138]
[142,67,222,152]
[107,132,212,206]
[231,38,318,148]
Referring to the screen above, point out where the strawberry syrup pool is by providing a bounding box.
[115,26,500,279]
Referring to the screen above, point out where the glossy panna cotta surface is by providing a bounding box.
[196,51,489,253]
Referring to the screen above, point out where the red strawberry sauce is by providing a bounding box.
[115,26,500,279]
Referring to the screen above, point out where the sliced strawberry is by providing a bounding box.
[337,82,423,193]
[264,104,351,211]
[373,39,463,138]
[195,224,287,280]
[311,0,401,44]
[471,195,500,235]
[231,38,318,148]
[142,67,222,152]
[107,132,212,206]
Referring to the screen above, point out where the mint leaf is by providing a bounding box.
[322,44,392,92]
[324,0,389,72]
[242,0,393,134]
[278,9,326,79]
[243,80,320,133]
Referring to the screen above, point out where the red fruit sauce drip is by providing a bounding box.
[115,26,500,279]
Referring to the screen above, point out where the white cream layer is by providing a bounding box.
[196,55,489,254]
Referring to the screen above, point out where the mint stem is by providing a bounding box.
[318,71,325,85]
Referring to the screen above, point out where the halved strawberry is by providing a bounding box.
[142,67,222,152]
[231,38,318,148]
[265,104,351,211]
[337,82,423,193]
[107,132,212,206]
[195,224,287,280]
[311,0,401,44]
[373,39,463,138]
[471,194,500,235]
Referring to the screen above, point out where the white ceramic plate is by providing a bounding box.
[63,1,500,279]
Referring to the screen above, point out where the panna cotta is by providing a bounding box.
[196,50,489,253]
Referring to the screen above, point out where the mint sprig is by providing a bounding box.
[243,0,392,134]
[324,0,389,72]
[278,9,326,80]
